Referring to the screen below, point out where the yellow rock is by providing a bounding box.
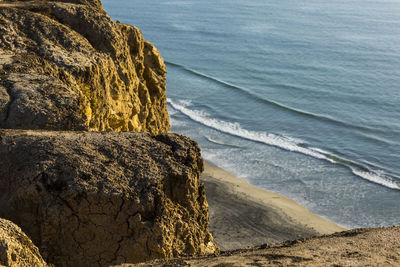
[0,0,170,135]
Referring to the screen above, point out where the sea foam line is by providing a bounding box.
[168,98,330,160]
[168,98,400,191]
[352,170,400,190]
[205,136,243,148]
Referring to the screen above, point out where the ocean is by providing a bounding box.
[103,0,400,228]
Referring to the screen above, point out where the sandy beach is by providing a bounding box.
[202,162,345,250]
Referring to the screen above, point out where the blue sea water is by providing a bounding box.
[103,0,400,228]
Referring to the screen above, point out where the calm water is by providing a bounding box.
[103,0,400,228]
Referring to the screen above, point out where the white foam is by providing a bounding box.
[168,98,329,160]
[309,147,336,164]
[309,147,330,155]
[178,99,193,107]
[168,109,178,116]
[205,136,226,146]
[352,170,400,190]
[169,117,186,126]
[168,98,400,191]
[205,136,242,148]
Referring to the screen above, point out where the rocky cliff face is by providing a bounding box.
[0,130,217,266]
[0,218,47,267]
[0,0,218,266]
[0,0,169,134]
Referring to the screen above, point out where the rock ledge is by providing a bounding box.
[0,130,218,266]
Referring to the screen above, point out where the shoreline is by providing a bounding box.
[202,161,345,250]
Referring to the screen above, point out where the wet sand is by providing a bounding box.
[202,162,345,250]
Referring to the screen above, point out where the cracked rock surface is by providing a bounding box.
[0,0,169,134]
[0,130,218,266]
[0,217,47,267]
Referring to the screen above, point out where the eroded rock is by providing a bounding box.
[0,130,218,266]
[0,217,47,267]
[0,0,169,134]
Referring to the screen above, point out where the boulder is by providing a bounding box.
[0,0,169,134]
[0,130,217,266]
[0,217,47,267]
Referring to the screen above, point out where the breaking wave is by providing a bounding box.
[168,98,400,191]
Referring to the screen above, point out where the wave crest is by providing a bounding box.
[168,98,400,191]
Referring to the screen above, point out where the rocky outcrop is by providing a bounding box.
[0,1,218,265]
[0,0,169,134]
[0,218,47,267]
[0,129,217,266]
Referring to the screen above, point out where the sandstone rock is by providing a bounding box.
[0,129,218,266]
[0,217,47,267]
[0,0,169,134]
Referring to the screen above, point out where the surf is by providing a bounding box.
[168,98,400,191]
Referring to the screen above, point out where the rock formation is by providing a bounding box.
[0,0,219,266]
[0,0,169,134]
[0,218,47,267]
[0,129,217,266]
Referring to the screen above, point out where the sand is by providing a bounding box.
[202,162,345,250]
[134,226,400,266]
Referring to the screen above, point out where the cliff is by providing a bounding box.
[0,218,47,267]
[0,0,169,134]
[0,130,217,266]
[0,0,219,266]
